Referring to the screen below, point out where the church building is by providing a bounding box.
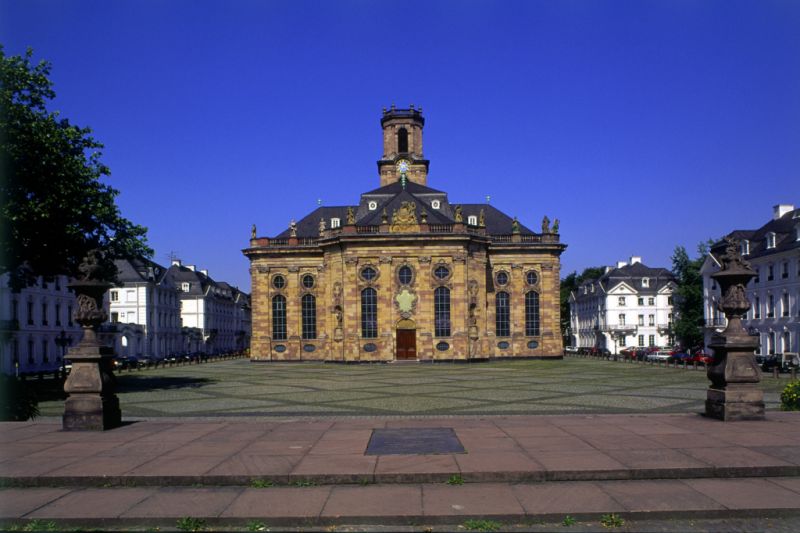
[244,107,566,361]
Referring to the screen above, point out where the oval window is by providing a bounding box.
[527,340,539,349]
[526,271,538,285]
[368,201,377,210]
[398,265,413,285]
[272,275,286,289]
[363,343,377,352]
[303,344,316,352]
[302,274,315,289]
[436,341,450,351]
[274,344,286,353]
[496,271,509,286]
[434,265,450,280]
[361,266,377,281]
[497,341,510,349]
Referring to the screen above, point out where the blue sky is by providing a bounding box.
[3,0,799,291]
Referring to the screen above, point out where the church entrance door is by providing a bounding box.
[396,329,417,360]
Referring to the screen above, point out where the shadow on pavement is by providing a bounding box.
[117,375,216,392]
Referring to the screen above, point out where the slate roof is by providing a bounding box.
[272,180,538,238]
[717,207,800,260]
[575,262,675,299]
[114,258,169,284]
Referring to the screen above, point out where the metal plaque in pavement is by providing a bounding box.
[365,427,465,455]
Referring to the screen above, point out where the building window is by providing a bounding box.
[768,265,774,281]
[361,288,378,338]
[782,262,789,279]
[649,314,655,326]
[42,339,48,363]
[330,217,341,228]
[648,335,655,346]
[41,302,48,325]
[67,305,73,326]
[783,293,790,317]
[619,314,626,326]
[642,278,649,288]
[766,232,776,249]
[398,265,413,285]
[301,274,315,289]
[397,127,409,153]
[668,296,673,305]
[784,331,791,353]
[55,277,60,291]
[11,298,18,321]
[368,201,377,210]
[434,287,451,337]
[431,200,441,210]
[638,297,644,306]
[619,335,627,347]
[110,291,119,302]
[467,215,478,226]
[741,240,750,255]
[434,265,450,280]
[272,275,286,289]
[648,297,655,306]
[638,335,644,347]
[618,297,626,306]
[27,301,34,325]
[361,266,378,282]
[767,295,775,318]
[28,339,34,364]
[768,331,776,354]
[495,271,509,286]
[301,294,316,340]
[111,312,119,323]
[495,292,510,337]
[525,291,540,337]
[754,297,761,319]
[55,304,61,326]
[638,315,644,326]
[271,295,287,341]
[668,313,673,324]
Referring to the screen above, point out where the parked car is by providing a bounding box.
[760,354,789,373]
[692,351,713,365]
[646,350,672,362]
[565,346,579,354]
[670,351,693,364]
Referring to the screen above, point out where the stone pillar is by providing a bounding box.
[705,238,764,421]
[63,274,121,431]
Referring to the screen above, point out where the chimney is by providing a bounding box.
[186,265,196,272]
[200,269,208,277]
[171,259,181,267]
[630,256,642,265]
[604,266,613,274]
[774,204,795,220]
[616,261,628,269]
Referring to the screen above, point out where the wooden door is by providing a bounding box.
[396,329,417,360]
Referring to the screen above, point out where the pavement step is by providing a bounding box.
[2,478,800,528]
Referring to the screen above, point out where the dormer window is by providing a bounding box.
[467,215,477,226]
[330,217,341,229]
[766,232,776,249]
[741,239,750,255]
[642,278,649,288]
[367,201,377,210]
[182,282,190,291]
[431,200,441,210]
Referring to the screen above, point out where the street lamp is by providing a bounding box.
[54,329,72,374]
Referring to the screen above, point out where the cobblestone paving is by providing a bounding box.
[37,357,788,417]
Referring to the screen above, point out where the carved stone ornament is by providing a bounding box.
[454,205,463,222]
[511,263,524,270]
[344,256,359,265]
[379,256,393,264]
[288,266,300,273]
[332,282,343,306]
[392,201,418,225]
[453,253,466,264]
[316,263,326,272]
[256,266,270,274]
[418,256,431,264]
[394,288,418,319]
[347,206,356,225]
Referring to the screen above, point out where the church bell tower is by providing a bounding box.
[377,105,430,187]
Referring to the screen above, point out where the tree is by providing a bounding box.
[0,47,151,288]
[670,241,712,349]
[560,266,606,343]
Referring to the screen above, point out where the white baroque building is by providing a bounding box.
[0,274,82,375]
[569,257,677,352]
[701,204,800,356]
[168,260,251,354]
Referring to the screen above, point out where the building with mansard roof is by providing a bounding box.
[243,107,566,361]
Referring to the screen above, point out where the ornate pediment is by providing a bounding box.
[390,201,419,233]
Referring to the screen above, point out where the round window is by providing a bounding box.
[272,275,286,289]
[496,271,509,286]
[302,274,315,289]
[526,271,539,285]
[398,265,413,285]
[434,265,450,280]
[361,266,377,281]
[368,201,377,210]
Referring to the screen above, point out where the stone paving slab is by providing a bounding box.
[2,478,800,527]
[3,413,800,487]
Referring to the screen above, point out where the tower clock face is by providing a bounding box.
[396,159,410,173]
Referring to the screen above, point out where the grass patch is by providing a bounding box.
[562,515,576,526]
[291,479,317,487]
[463,519,502,532]
[247,520,268,531]
[176,516,206,531]
[600,513,624,528]
[446,474,464,485]
[249,478,274,488]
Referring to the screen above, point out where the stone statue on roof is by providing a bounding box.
[251,224,257,239]
[542,215,550,234]
[289,219,297,237]
[454,205,463,223]
[318,217,326,235]
[478,208,485,227]
[347,206,356,225]
[512,217,521,234]
[552,219,560,233]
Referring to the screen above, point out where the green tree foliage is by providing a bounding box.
[671,242,711,349]
[0,47,151,288]
[560,266,606,340]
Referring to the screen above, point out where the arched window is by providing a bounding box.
[272,295,287,340]
[397,128,409,153]
[301,294,316,340]
[434,286,451,337]
[496,291,510,337]
[525,291,540,337]
[361,288,378,338]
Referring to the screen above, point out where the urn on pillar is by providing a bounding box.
[62,250,121,430]
[705,238,764,421]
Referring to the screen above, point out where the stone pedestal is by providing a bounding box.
[63,275,121,431]
[705,384,765,421]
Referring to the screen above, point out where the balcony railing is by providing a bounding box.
[601,324,636,333]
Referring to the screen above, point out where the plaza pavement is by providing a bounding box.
[2,412,800,529]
